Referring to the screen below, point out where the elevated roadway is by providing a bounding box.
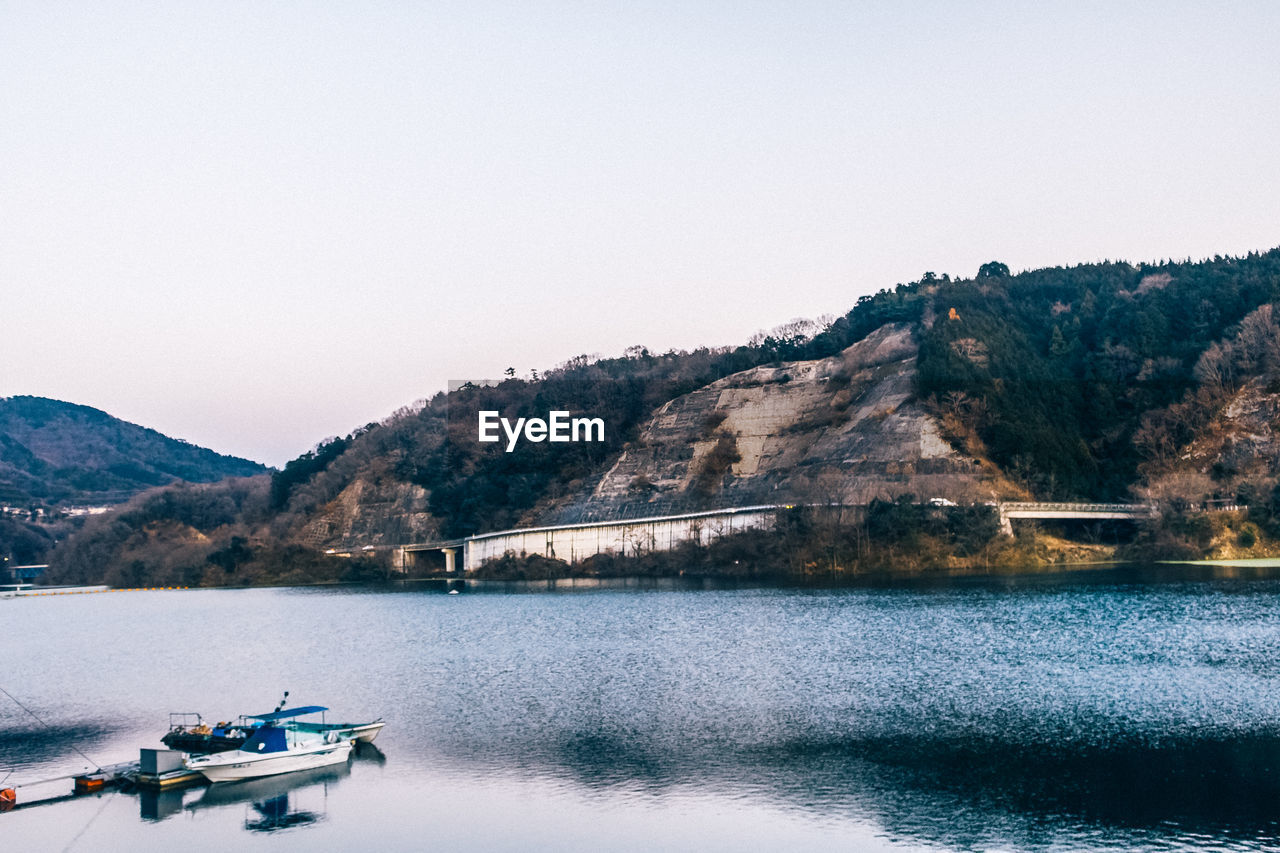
[383,501,1159,573]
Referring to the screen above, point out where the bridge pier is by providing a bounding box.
[999,511,1014,537]
[393,539,469,576]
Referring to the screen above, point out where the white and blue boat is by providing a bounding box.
[164,701,384,753]
[184,706,353,782]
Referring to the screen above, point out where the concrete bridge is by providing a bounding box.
[386,501,1159,574]
[393,505,782,574]
[1,563,47,584]
[996,502,1157,536]
[392,538,467,574]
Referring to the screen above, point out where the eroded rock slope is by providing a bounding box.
[549,324,985,521]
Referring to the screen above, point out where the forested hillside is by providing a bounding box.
[360,249,1280,525]
[43,248,1280,585]
[0,396,268,569]
[850,252,1280,498]
[0,396,267,507]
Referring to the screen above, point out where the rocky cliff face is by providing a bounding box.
[547,324,986,522]
[294,477,440,548]
[1144,375,1280,503]
[1201,378,1280,482]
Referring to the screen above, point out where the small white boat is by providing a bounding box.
[185,716,352,783]
[294,719,385,743]
[256,703,385,745]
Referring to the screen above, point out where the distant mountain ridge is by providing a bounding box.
[42,248,1280,586]
[0,395,267,506]
[273,249,1280,550]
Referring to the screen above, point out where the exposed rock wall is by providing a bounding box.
[296,478,439,548]
[1145,376,1280,500]
[550,324,985,521]
[1210,378,1280,481]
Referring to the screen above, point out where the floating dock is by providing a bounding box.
[1,750,203,811]
[1,584,109,597]
[1,585,192,597]
[2,763,135,811]
[134,749,204,790]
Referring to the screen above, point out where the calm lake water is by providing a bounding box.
[4,568,1280,851]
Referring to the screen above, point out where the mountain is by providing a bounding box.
[43,248,1280,585]
[283,325,995,549]
[292,249,1280,546]
[547,324,994,522]
[0,396,267,507]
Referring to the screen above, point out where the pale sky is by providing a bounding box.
[3,1,1278,467]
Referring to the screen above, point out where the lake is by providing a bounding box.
[4,568,1280,851]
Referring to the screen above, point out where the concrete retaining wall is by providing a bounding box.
[463,506,780,571]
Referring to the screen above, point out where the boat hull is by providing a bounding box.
[187,740,352,783]
[293,720,385,744]
[349,722,384,743]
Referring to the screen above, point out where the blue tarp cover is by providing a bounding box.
[248,705,328,721]
[242,725,289,753]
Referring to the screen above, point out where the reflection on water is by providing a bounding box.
[244,793,319,833]
[417,719,1280,851]
[4,568,1280,851]
[138,744,387,830]
[194,763,346,832]
[753,731,1280,849]
[0,721,121,770]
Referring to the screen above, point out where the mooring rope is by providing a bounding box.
[61,784,118,852]
[0,684,101,772]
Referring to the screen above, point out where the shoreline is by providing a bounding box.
[83,558,1280,593]
[31,551,1280,596]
